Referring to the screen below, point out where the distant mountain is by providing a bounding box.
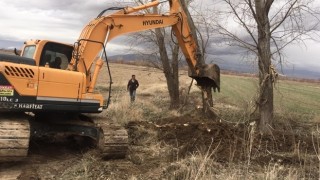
[109,54,157,62]
[109,54,142,61]
[282,68,320,80]
[215,58,319,80]
[0,39,23,49]
[109,54,320,80]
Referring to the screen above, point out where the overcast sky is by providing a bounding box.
[0,0,319,75]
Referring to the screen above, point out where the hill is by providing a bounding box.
[0,39,23,50]
[109,53,320,80]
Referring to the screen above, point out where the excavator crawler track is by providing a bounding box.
[0,112,128,161]
[31,113,128,159]
[0,114,30,162]
[97,123,128,159]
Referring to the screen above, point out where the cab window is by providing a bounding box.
[39,42,73,70]
[42,51,69,69]
[22,45,36,59]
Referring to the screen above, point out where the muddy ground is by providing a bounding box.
[0,109,319,179]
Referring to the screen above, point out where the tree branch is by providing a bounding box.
[265,0,274,13]
[223,0,258,46]
[270,0,299,33]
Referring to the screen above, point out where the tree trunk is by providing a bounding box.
[153,4,180,109]
[202,86,213,112]
[255,0,274,133]
[170,44,180,109]
[155,29,180,109]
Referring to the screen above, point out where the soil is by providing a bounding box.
[1,110,318,179]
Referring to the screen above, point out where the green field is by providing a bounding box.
[101,63,319,122]
[214,74,320,121]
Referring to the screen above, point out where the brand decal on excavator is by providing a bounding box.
[14,103,43,109]
[0,86,14,96]
[142,19,164,26]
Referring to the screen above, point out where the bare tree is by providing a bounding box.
[128,0,215,110]
[213,0,320,132]
[126,0,191,109]
[153,2,181,109]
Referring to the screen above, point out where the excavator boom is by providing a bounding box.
[71,0,220,93]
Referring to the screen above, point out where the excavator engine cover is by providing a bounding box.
[189,64,220,92]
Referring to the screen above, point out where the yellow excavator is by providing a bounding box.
[0,0,220,161]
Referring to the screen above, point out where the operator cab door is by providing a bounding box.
[37,42,84,111]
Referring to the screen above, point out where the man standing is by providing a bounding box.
[127,75,139,102]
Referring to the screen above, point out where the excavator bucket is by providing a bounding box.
[189,64,220,92]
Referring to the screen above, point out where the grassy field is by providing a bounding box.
[102,63,319,123]
[215,74,320,121]
[94,63,320,179]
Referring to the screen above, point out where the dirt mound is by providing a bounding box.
[128,113,317,165]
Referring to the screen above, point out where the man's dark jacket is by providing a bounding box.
[127,79,139,92]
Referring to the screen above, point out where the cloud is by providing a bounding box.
[283,40,320,71]
[0,0,319,78]
[0,0,124,43]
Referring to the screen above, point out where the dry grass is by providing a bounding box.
[100,63,319,124]
[2,58,319,179]
[95,63,197,125]
[92,63,320,179]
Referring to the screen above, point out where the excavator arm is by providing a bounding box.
[70,0,220,102]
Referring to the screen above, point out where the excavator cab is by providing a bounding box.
[21,40,73,69]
